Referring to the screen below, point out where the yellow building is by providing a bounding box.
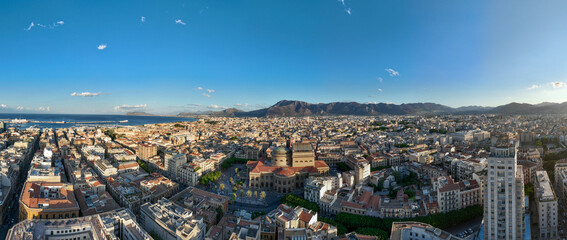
[19,182,80,221]
[248,143,329,193]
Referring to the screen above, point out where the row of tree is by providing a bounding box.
[333,204,483,238]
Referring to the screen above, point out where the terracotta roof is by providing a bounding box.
[298,211,313,223]
[20,182,79,210]
[275,167,296,177]
[439,183,459,192]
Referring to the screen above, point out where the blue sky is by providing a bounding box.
[1,0,567,114]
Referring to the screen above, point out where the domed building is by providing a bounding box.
[247,142,329,193]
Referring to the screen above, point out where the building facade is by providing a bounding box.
[483,143,525,240]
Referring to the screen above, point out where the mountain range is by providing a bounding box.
[128,100,567,117]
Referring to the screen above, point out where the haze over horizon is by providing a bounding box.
[2,0,567,114]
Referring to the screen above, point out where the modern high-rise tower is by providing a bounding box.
[484,139,525,240]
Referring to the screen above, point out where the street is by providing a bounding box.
[0,130,38,239]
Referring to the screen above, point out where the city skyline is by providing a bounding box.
[2,0,567,114]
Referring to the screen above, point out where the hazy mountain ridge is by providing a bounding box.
[126,100,567,117]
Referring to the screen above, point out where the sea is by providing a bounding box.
[0,113,196,129]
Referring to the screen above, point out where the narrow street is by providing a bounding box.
[0,129,39,239]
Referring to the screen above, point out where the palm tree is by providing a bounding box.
[259,191,266,199]
[254,191,258,198]
[246,190,252,198]
[219,183,225,191]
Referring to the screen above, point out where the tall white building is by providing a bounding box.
[165,152,187,180]
[535,171,558,239]
[483,142,525,240]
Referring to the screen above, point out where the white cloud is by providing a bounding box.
[25,22,34,31]
[527,85,540,90]
[234,103,242,107]
[175,19,186,25]
[196,87,203,90]
[141,16,146,22]
[38,106,50,112]
[378,77,383,83]
[16,106,24,110]
[206,89,215,93]
[207,104,224,109]
[551,81,566,89]
[113,104,147,112]
[202,93,211,98]
[385,68,399,77]
[25,21,64,31]
[338,0,351,15]
[378,88,382,92]
[71,92,102,97]
[97,44,107,50]
[0,104,6,108]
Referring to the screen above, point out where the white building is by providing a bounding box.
[166,153,187,180]
[140,198,206,240]
[535,171,558,239]
[483,143,525,240]
[304,174,343,204]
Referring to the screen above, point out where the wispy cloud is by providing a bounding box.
[527,85,540,90]
[113,104,147,112]
[378,88,383,92]
[186,103,203,107]
[0,104,6,109]
[71,92,103,97]
[141,16,146,22]
[378,77,383,83]
[206,89,215,93]
[234,103,242,107]
[337,0,351,15]
[97,44,107,50]
[385,68,399,77]
[16,106,24,110]
[202,93,211,98]
[551,81,566,89]
[25,21,64,31]
[196,87,203,90]
[25,22,35,31]
[38,106,50,112]
[175,19,186,25]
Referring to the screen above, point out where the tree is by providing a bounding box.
[219,183,225,191]
[232,193,237,201]
[232,186,237,192]
[254,191,258,198]
[259,191,266,199]
[246,190,253,198]
[229,177,233,183]
[235,168,239,174]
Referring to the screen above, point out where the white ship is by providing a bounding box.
[10,118,29,124]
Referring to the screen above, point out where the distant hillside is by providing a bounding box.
[491,102,567,114]
[125,111,155,116]
[208,100,457,117]
[175,100,567,117]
